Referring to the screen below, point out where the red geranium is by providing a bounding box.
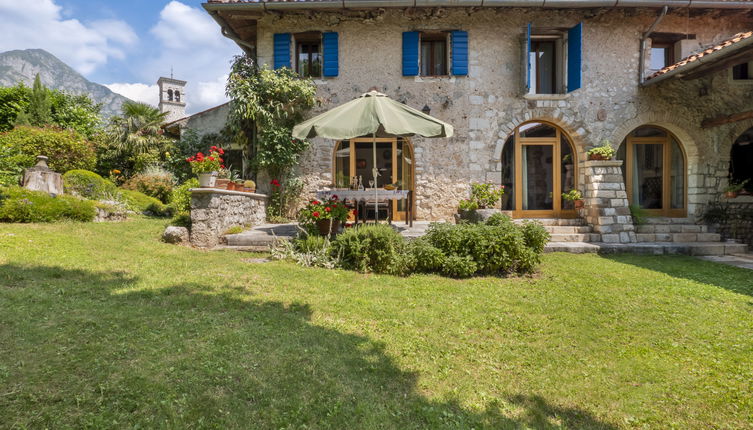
[325,207,331,212]
[312,211,320,218]
[271,179,281,187]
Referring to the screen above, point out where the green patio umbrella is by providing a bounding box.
[292,90,454,222]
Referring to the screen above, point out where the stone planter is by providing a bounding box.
[316,219,340,236]
[198,172,216,188]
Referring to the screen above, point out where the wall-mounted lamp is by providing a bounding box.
[421,104,431,115]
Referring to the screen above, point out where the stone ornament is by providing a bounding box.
[22,155,63,195]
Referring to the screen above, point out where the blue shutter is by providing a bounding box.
[322,32,339,77]
[273,33,291,70]
[402,31,419,76]
[567,22,583,92]
[450,30,468,76]
[525,23,532,92]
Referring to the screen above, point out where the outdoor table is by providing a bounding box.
[316,189,413,227]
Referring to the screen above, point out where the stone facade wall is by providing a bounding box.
[190,189,267,248]
[252,7,753,221]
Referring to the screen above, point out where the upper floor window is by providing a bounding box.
[420,32,448,76]
[650,41,675,70]
[167,89,174,101]
[529,37,560,94]
[295,32,321,78]
[175,91,181,102]
[733,62,752,80]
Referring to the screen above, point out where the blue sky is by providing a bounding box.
[0,0,241,113]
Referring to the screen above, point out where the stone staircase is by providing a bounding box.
[634,218,720,243]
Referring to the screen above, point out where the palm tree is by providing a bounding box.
[107,101,170,156]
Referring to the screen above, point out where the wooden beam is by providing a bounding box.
[681,50,753,81]
[702,110,753,129]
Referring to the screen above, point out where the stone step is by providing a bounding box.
[546,241,749,255]
[635,224,708,234]
[545,242,600,253]
[226,233,293,247]
[545,226,593,234]
[548,233,600,242]
[635,232,721,243]
[515,218,585,226]
[643,217,695,225]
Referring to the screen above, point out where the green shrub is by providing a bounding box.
[520,221,549,254]
[330,224,404,273]
[169,178,199,213]
[293,235,330,254]
[0,126,95,178]
[441,254,478,278]
[62,169,118,200]
[119,189,171,217]
[0,186,95,222]
[169,211,192,228]
[485,212,514,227]
[424,222,541,276]
[405,238,445,274]
[123,167,174,203]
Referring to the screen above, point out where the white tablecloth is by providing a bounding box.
[316,189,410,202]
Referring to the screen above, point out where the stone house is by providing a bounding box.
[203,0,753,245]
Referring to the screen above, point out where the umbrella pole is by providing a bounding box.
[372,132,378,223]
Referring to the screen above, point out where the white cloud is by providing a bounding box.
[0,0,137,75]
[105,83,159,107]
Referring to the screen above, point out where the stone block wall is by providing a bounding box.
[581,160,636,243]
[190,189,268,248]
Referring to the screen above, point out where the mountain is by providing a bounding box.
[0,49,132,118]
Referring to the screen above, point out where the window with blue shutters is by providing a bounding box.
[402,31,420,76]
[273,33,292,70]
[322,32,338,77]
[524,23,583,94]
[450,30,468,76]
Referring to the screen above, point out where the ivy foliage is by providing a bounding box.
[225,56,317,179]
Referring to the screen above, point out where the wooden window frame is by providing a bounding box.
[419,32,449,77]
[622,127,688,218]
[295,32,322,78]
[529,32,565,95]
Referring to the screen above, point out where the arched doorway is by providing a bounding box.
[616,126,687,217]
[332,137,414,221]
[500,121,577,218]
[730,127,753,193]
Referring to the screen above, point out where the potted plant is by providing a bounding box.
[297,195,349,236]
[235,179,244,191]
[562,189,584,209]
[587,140,615,161]
[244,180,256,193]
[216,168,231,189]
[456,183,506,223]
[724,179,748,199]
[186,146,224,187]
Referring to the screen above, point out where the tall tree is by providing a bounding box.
[14,74,52,127]
[107,101,170,156]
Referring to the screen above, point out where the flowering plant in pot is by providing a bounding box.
[297,195,349,236]
[187,146,224,187]
[562,189,584,209]
[724,179,748,199]
[456,183,506,223]
[587,140,615,161]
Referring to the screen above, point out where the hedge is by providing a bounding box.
[0,126,96,179]
[0,186,95,222]
[62,170,118,200]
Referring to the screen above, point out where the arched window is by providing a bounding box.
[500,121,577,217]
[175,91,181,102]
[616,126,686,216]
[332,137,414,221]
[730,127,753,193]
[167,89,173,101]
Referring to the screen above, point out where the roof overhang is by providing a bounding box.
[643,31,753,86]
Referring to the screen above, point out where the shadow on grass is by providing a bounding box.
[0,263,616,429]
[601,254,753,297]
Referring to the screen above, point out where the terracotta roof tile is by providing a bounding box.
[647,31,753,80]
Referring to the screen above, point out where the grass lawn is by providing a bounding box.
[1,218,752,429]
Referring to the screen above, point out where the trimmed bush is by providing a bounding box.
[119,189,171,217]
[330,224,404,274]
[405,238,445,274]
[441,255,478,278]
[520,220,549,254]
[63,170,118,200]
[168,178,199,213]
[0,186,95,222]
[123,167,174,203]
[0,126,95,177]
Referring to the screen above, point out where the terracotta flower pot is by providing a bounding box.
[316,219,340,236]
[588,153,608,161]
[215,178,230,189]
[725,191,738,199]
[574,199,584,209]
[226,182,235,191]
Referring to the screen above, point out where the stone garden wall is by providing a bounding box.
[253,8,753,221]
[190,189,268,248]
